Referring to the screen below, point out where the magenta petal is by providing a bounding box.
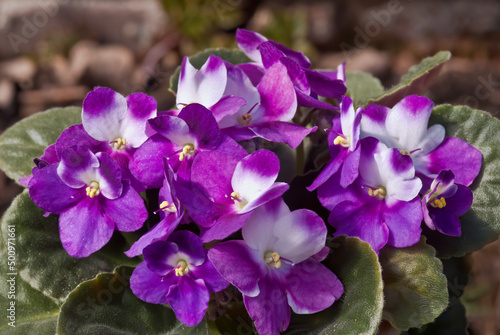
[103,181,146,232]
[210,96,247,122]
[29,165,83,214]
[179,103,222,150]
[250,122,317,149]
[82,87,127,142]
[240,183,289,214]
[280,57,310,93]
[295,89,338,110]
[95,152,123,199]
[167,276,209,327]
[56,124,110,157]
[57,146,99,188]
[130,262,174,304]
[169,230,206,266]
[419,137,482,186]
[268,40,311,68]
[238,63,265,86]
[59,196,114,257]
[199,212,253,242]
[340,145,361,188]
[122,92,157,148]
[258,41,283,68]
[305,69,346,99]
[129,135,177,189]
[257,62,297,122]
[190,253,229,293]
[243,276,290,335]
[307,148,346,192]
[220,126,258,142]
[208,240,266,297]
[285,260,343,314]
[236,28,267,63]
[382,198,423,248]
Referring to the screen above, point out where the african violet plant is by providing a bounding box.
[0,28,499,335]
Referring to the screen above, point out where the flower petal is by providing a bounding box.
[167,276,210,327]
[57,146,99,188]
[208,240,266,297]
[236,28,267,63]
[59,196,114,257]
[190,252,229,293]
[169,230,206,266]
[120,92,157,148]
[249,122,317,149]
[95,152,123,199]
[82,87,127,142]
[102,181,146,231]
[56,124,110,157]
[143,240,179,276]
[130,262,175,304]
[382,198,423,248]
[199,212,253,242]
[285,260,343,314]
[305,69,346,99]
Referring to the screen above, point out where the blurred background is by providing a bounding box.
[0,0,499,333]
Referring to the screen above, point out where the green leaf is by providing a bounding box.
[425,104,500,258]
[284,236,384,335]
[368,51,451,107]
[57,266,208,335]
[0,224,60,334]
[402,298,467,335]
[0,190,138,303]
[0,107,82,184]
[345,72,384,108]
[380,237,448,331]
[169,48,251,93]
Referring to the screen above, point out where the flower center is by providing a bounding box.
[179,144,195,161]
[175,260,188,276]
[334,135,351,148]
[239,114,253,126]
[430,197,447,209]
[368,187,386,200]
[229,191,248,209]
[86,181,100,198]
[159,201,177,213]
[111,138,127,150]
[264,252,282,269]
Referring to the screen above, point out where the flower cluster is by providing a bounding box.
[24,29,481,335]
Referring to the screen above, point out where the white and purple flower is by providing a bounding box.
[422,170,473,236]
[130,230,228,326]
[318,137,423,253]
[208,198,343,335]
[28,145,147,257]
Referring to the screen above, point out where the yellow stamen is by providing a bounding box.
[430,197,447,209]
[400,150,411,156]
[85,181,100,198]
[368,187,386,200]
[264,252,282,269]
[175,260,188,277]
[238,114,253,126]
[333,135,351,148]
[179,144,195,161]
[112,138,127,150]
[159,201,177,213]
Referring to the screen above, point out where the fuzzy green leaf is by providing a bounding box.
[57,266,208,335]
[0,190,138,303]
[368,51,451,107]
[345,72,384,108]
[425,104,500,258]
[169,48,251,93]
[0,107,82,184]
[380,237,448,331]
[284,236,384,335]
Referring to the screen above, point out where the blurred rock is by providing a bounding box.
[0,79,15,109]
[18,85,88,117]
[0,0,168,59]
[0,57,36,88]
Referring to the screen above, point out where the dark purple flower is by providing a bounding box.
[208,198,343,335]
[28,145,147,257]
[318,137,423,253]
[236,28,346,110]
[308,96,362,191]
[130,231,228,326]
[422,170,473,236]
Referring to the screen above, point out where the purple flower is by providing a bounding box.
[173,149,289,242]
[236,28,346,110]
[208,198,343,335]
[129,103,247,188]
[422,170,473,236]
[318,137,423,253]
[81,87,157,191]
[130,230,228,327]
[308,96,362,191]
[360,95,482,188]
[28,145,147,257]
